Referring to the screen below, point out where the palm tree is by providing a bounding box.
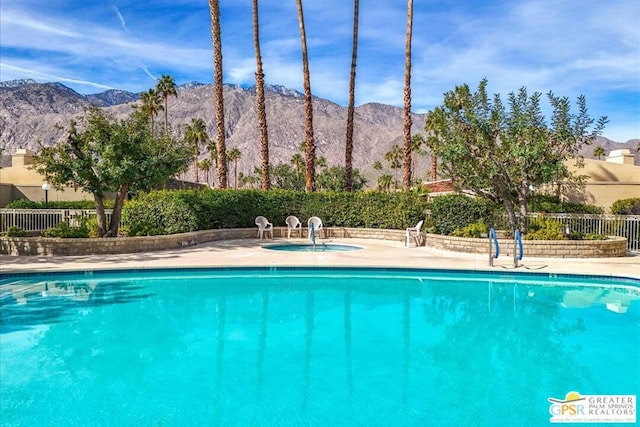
[295,0,316,192]
[206,139,218,187]
[410,134,426,182]
[184,118,208,183]
[290,153,305,175]
[135,89,163,135]
[209,0,228,188]
[593,145,606,160]
[424,106,444,181]
[378,174,393,192]
[344,0,360,192]
[385,145,403,189]
[227,148,242,188]
[402,0,414,190]
[199,158,212,185]
[252,0,270,190]
[156,74,177,136]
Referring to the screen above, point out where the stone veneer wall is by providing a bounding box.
[0,227,627,257]
[423,233,628,258]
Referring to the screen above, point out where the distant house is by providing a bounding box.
[563,149,640,211]
[0,149,94,207]
[422,179,457,201]
[0,148,206,208]
[422,149,639,212]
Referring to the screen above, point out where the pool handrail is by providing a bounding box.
[489,228,499,266]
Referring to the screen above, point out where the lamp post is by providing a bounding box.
[528,185,536,214]
[42,183,50,207]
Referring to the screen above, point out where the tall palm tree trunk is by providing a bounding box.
[344,0,359,192]
[209,0,228,188]
[296,0,316,192]
[253,0,270,190]
[402,0,413,190]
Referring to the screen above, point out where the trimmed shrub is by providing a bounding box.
[42,222,89,238]
[430,195,497,235]
[451,221,489,238]
[122,191,199,236]
[524,217,567,240]
[610,198,640,215]
[5,226,27,237]
[120,188,430,236]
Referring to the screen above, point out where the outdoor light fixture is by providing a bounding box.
[529,185,536,213]
[42,183,50,207]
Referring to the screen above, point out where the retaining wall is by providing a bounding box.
[424,233,628,258]
[0,227,628,257]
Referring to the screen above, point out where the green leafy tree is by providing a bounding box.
[184,118,209,183]
[428,79,607,232]
[156,74,178,136]
[317,166,367,191]
[31,108,191,237]
[271,163,305,190]
[593,145,606,160]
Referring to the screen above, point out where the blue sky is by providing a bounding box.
[1,0,638,142]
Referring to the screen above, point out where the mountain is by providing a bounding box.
[1,80,638,178]
[86,89,140,107]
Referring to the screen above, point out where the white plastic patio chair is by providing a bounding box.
[255,216,273,239]
[307,216,323,240]
[405,219,424,247]
[285,215,302,239]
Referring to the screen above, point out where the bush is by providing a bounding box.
[122,191,199,236]
[42,222,89,238]
[5,226,27,237]
[430,195,497,235]
[610,198,640,215]
[451,221,489,238]
[524,217,567,240]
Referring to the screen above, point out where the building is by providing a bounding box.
[0,149,93,207]
[563,149,640,212]
[421,149,639,212]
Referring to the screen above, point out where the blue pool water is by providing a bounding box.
[1,267,638,426]
[263,243,363,252]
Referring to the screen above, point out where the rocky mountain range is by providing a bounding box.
[1,79,638,183]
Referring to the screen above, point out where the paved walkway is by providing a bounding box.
[1,237,638,279]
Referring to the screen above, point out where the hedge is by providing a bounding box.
[121,189,431,236]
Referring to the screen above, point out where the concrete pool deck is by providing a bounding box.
[1,237,638,279]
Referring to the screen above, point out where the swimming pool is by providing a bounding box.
[1,267,638,426]
[263,243,363,252]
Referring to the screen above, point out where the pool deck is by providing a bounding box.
[1,237,638,279]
